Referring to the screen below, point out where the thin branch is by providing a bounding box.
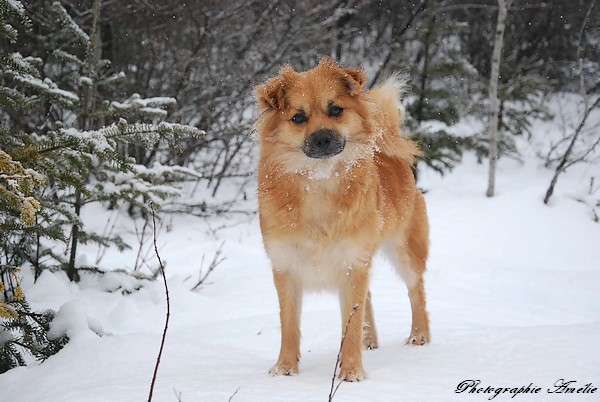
[190,241,225,291]
[328,304,359,402]
[147,201,170,402]
[544,96,600,204]
[172,387,182,402]
[543,0,598,205]
[368,0,428,89]
[133,217,151,271]
[94,208,119,265]
[436,3,549,12]
[228,387,240,402]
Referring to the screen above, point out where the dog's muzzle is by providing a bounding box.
[302,129,346,159]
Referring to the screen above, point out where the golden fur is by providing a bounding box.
[255,59,430,381]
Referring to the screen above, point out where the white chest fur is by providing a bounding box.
[265,238,370,291]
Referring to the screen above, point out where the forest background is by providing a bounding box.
[1,0,599,387]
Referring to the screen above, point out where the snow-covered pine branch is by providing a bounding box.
[5,69,80,108]
[51,1,90,45]
[0,52,78,110]
[108,94,178,119]
[35,120,204,158]
[3,52,39,77]
[96,71,125,86]
[52,49,85,67]
[100,120,205,149]
[0,0,31,42]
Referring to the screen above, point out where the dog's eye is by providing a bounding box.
[328,106,343,117]
[291,112,308,124]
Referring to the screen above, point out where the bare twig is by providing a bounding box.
[191,241,225,291]
[368,0,427,89]
[147,201,171,402]
[134,216,153,271]
[328,304,359,402]
[228,387,240,402]
[172,387,182,402]
[94,208,119,265]
[544,95,600,204]
[543,0,599,204]
[133,217,150,270]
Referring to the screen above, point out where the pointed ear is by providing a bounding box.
[255,65,295,110]
[341,67,367,96]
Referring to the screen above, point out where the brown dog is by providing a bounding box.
[255,59,430,381]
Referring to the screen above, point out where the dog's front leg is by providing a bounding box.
[269,269,302,376]
[338,267,369,381]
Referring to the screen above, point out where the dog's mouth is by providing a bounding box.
[301,129,346,159]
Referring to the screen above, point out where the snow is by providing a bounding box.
[1,103,600,401]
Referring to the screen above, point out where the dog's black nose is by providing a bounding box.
[302,130,346,159]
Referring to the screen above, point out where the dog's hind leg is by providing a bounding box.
[393,192,431,345]
[269,269,302,376]
[363,290,379,350]
[406,277,429,345]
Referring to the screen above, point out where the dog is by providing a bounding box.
[255,59,430,382]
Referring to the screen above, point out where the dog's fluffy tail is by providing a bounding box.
[369,74,421,164]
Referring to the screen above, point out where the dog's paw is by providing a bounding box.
[338,366,366,382]
[406,332,430,345]
[269,361,298,376]
[363,337,379,350]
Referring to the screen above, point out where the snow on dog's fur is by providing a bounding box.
[255,59,430,381]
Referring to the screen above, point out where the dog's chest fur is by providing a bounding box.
[259,167,382,290]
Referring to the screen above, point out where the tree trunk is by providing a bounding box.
[413,2,435,124]
[67,0,102,282]
[67,188,82,282]
[486,0,512,197]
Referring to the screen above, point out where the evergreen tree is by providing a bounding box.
[1,0,203,371]
[0,0,69,373]
[400,1,485,175]
[2,0,203,281]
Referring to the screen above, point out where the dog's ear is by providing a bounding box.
[256,65,295,110]
[318,59,367,96]
[256,76,285,110]
[340,67,367,96]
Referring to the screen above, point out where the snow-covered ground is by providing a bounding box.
[1,96,599,401]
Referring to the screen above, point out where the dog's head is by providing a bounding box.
[255,59,377,179]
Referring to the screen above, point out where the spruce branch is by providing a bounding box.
[147,201,170,402]
[51,1,90,45]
